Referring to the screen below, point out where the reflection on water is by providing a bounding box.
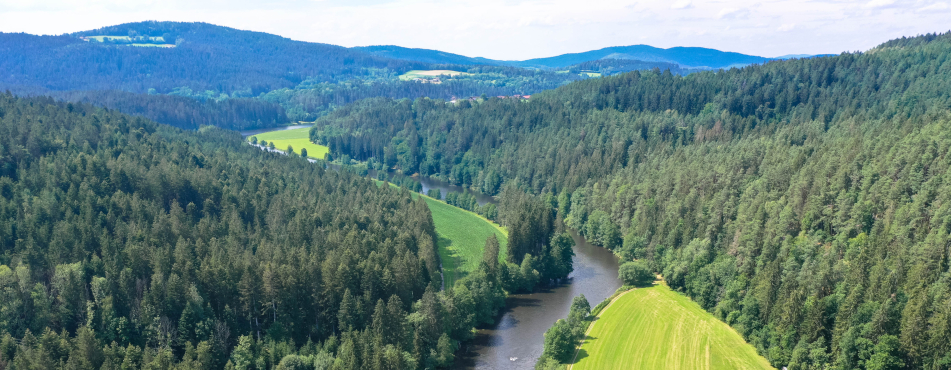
[456,228,622,369]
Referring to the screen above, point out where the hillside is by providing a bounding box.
[353,45,503,66]
[513,44,771,69]
[0,21,424,95]
[355,43,770,70]
[573,284,773,370]
[0,93,517,369]
[311,32,951,369]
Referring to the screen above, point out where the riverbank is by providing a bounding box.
[246,138,622,369]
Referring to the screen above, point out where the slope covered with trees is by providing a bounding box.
[0,94,530,369]
[312,32,951,369]
[0,21,425,95]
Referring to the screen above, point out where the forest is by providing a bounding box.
[0,22,425,95]
[311,32,951,369]
[0,94,572,369]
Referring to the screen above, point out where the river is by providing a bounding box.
[239,127,622,369]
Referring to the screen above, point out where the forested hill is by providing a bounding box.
[511,44,770,69]
[0,21,425,95]
[354,43,769,70]
[0,94,511,368]
[352,45,503,66]
[312,32,951,369]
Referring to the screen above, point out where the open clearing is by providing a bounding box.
[573,283,773,370]
[399,70,470,80]
[377,181,507,287]
[248,127,329,159]
[420,196,506,287]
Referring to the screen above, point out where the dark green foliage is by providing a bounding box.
[318,32,951,370]
[618,261,654,287]
[541,319,574,363]
[0,94,509,369]
[7,88,290,131]
[0,21,426,94]
[540,294,590,365]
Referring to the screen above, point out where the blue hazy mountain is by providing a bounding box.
[355,44,775,70]
[352,45,504,66]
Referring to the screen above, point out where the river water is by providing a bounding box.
[239,127,622,369]
[455,227,622,369]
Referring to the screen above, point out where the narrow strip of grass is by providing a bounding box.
[375,181,507,287]
[420,196,507,287]
[572,283,773,370]
[248,127,329,159]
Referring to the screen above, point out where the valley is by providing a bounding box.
[1,16,950,370]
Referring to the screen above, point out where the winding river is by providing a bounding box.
[240,127,622,369]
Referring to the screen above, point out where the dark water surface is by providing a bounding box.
[455,228,622,369]
[241,126,622,369]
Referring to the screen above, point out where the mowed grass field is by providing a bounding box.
[420,196,507,287]
[375,180,507,287]
[399,70,469,80]
[573,283,773,370]
[248,127,329,160]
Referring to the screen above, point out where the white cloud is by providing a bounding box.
[671,0,693,9]
[718,7,750,19]
[778,23,795,31]
[865,0,896,8]
[917,1,951,12]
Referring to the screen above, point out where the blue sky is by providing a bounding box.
[1,0,949,60]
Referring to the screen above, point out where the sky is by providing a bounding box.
[1,0,949,60]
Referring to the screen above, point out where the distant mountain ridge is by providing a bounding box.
[0,21,426,94]
[352,45,503,66]
[354,44,783,70]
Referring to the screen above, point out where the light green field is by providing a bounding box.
[399,70,470,80]
[248,127,329,160]
[375,181,507,287]
[573,283,773,370]
[420,196,507,287]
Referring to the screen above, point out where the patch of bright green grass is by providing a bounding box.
[374,181,507,287]
[573,283,773,370]
[399,70,469,81]
[420,196,507,287]
[248,127,329,160]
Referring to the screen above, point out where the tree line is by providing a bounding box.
[0,94,563,369]
[310,32,951,369]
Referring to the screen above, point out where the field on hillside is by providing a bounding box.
[399,70,469,80]
[573,283,773,370]
[248,127,329,159]
[377,180,508,287]
[420,196,507,287]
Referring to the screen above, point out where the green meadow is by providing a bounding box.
[376,181,507,287]
[572,283,773,370]
[249,127,329,160]
[420,195,506,287]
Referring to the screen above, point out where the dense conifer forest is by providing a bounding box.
[312,32,951,369]
[0,22,425,94]
[0,94,553,369]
